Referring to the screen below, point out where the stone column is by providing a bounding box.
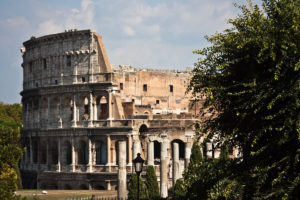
[72,138,76,172]
[31,101,34,128]
[26,103,29,127]
[118,141,127,200]
[46,141,49,165]
[206,142,213,158]
[132,138,141,160]
[88,137,93,172]
[57,138,61,172]
[160,141,168,198]
[185,142,192,168]
[25,138,29,164]
[147,141,154,166]
[29,136,33,165]
[47,97,51,127]
[93,102,97,120]
[71,95,77,128]
[59,96,62,128]
[172,143,180,186]
[106,135,111,172]
[88,92,93,127]
[107,91,113,120]
[127,134,133,167]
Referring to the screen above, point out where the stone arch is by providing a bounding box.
[41,98,48,126]
[171,139,185,159]
[63,96,73,122]
[154,140,161,160]
[77,140,88,164]
[50,140,58,164]
[139,124,148,134]
[96,96,107,119]
[50,97,60,125]
[62,140,72,165]
[78,96,89,120]
[95,140,107,164]
[32,99,39,125]
[40,141,47,164]
[32,139,38,164]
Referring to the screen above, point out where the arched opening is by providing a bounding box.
[50,98,60,125]
[40,183,46,189]
[41,98,48,126]
[51,141,58,164]
[63,97,73,122]
[62,141,72,165]
[33,140,38,164]
[154,140,161,160]
[172,139,185,159]
[94,185,105,190]
[80,184,88,190]
[95,141,107,164]
[40,141,47,164]
[33,100,39,125]
[83,97,89,120]
[65,184,72,190]
[139,124,148,134]
[98,96,107,119]
[78,140,88,164]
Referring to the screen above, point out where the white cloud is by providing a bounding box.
[37,20,63,35]
[123,26,136,36]
[3,17,29,27]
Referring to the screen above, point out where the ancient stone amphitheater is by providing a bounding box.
[19,29,238,195]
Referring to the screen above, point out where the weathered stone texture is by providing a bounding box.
[20,30,238,195]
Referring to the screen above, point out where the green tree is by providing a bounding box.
[128,173,148,200]
[145,166,159,199]
[188,0,300,199]
[183,140,203,191]
[0,120,23,200]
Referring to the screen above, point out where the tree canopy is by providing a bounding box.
[0,102,23,199]
[188,0,300,199]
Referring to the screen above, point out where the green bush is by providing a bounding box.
[128,173,148,200]
[145,166,159,199]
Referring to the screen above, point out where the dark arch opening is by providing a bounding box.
[154,140,161,160]
[80,184,88,190]
[172,139,185,159]
[33,140,38,164]
[94,185,105,190]
[63,141,72,165]
[78,140,88,165]
[65,184,72,190]
[139,124,148,134]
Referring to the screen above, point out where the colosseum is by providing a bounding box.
[19,29,239,194]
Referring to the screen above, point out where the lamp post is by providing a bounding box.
[133,153,144,200]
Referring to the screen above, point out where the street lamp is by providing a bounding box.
[133,153,144,200]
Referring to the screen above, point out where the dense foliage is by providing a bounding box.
[145,165,160,199]
[128,173,148,200]
[0,102,23,199]
[187,0,300,199]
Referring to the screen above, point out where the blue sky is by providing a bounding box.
[0,0,261,104]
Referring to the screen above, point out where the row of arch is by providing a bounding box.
[23,138,107,165]
[23,94,109,127]
[39,182,106,190]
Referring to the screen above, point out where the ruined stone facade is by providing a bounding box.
[20,29,239,192]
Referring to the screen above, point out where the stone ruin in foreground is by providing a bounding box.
[19,29,239,197]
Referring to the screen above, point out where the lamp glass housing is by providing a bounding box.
[133,153,144,174]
